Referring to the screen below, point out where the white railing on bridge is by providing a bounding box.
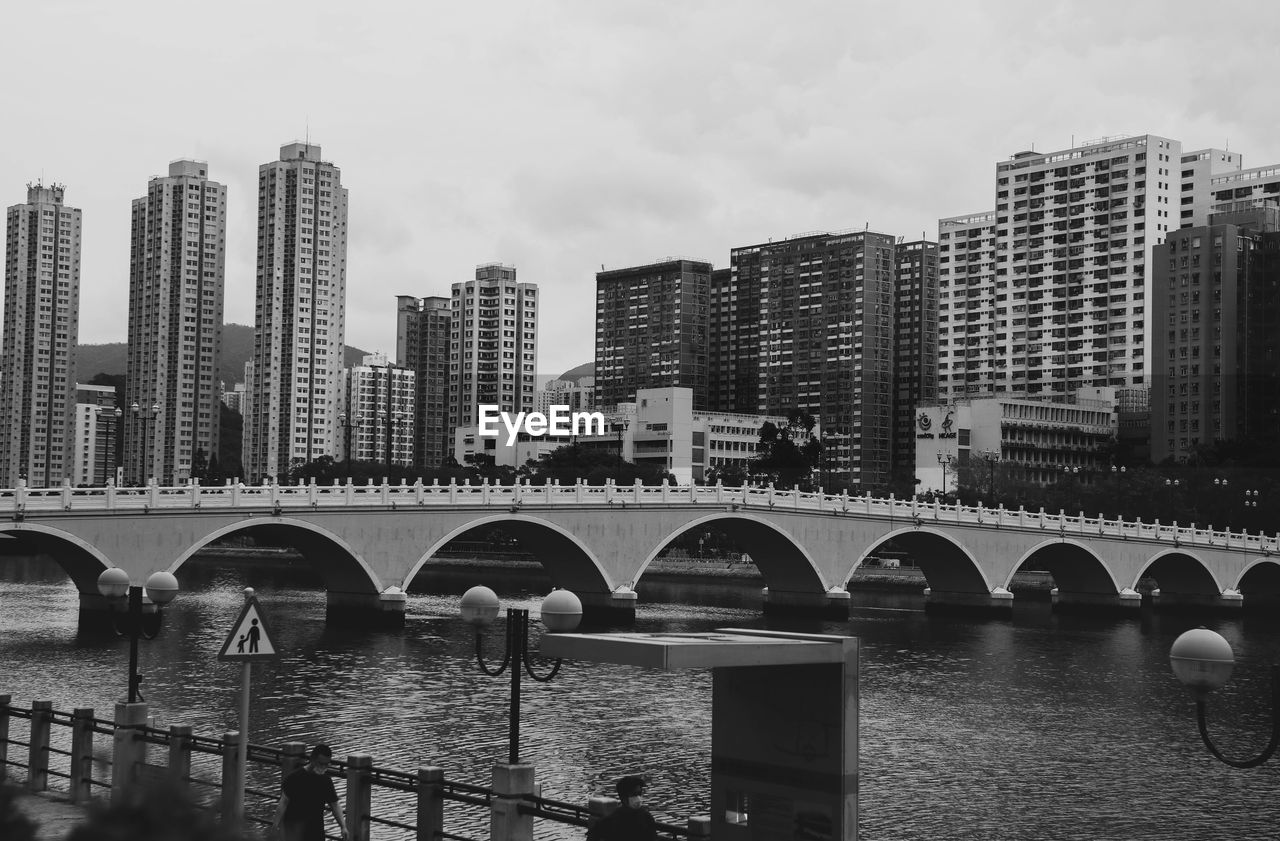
[1,478,1275,555]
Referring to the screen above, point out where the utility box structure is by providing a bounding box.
[542,629,859,841]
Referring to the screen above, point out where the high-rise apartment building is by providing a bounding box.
[396,295,451,469]
[1151,205,1280,462]
[243,143,348,482]
[337,353,415,466]
[939,135,1183,402]
[447,265,538,435]
[595,258,710,410]
[892,239,939,484]
[125,160,226,485]
[1,183,81,486]
[713,230,897,490]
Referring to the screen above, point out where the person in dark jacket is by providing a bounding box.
[272,744,347,841]
[587,775,656,841]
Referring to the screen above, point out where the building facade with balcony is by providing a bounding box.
[242,143,349,482]
[1151,205,1280,463]
[595,258,710,410]
[447,265,538,440]
[713,230,897,491]
[125,159,226,485]
[396,295,451,469]
[1,183,81,487]
[915,387,1118,494]
[892,239,939,486]
[72,384,119,487]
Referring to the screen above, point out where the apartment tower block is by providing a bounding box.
[243,143,348,482]
[1,183,82,486]
[125,159,226,484]
[595,258,710,410]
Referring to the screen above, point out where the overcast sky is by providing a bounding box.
[4,0,1278,378]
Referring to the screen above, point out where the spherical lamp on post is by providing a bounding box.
[460,585,582,765]
[1169,628,1279,768]
[96,568,180,704]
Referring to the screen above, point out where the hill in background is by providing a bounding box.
[557,362,593,384]
[75,324,369,387]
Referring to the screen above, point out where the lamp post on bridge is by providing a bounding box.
[1110,464,1126,519]
[131,402,161,485]
[96,568,180,703]
[1169,628,1279,768]
[459,586,582,765]
[338,411,364,481]
[975,450,1000,506]
[937,453,956,500]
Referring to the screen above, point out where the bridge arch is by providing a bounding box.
[171,518,384,596]
[1234,556,1280,602]
[1134,549,1222,595]
[405,513,611,595]
[632,512,829,593]
[1006,539,1120,595]
[849,527,991,594]
[0,524,114,595]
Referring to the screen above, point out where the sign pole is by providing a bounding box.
[217,584,280,825]
[237,658,250,821]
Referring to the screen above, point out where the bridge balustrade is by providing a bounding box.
[2,478,1273,554]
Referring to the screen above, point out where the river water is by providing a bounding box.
[2,555,1278,840]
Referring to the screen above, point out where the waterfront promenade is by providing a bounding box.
[12,789,85,840]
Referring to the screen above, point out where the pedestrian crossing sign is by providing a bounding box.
[218,597,279,661]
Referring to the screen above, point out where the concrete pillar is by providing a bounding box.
[0,694,10,783]
[111,701,149,802]
[325,589,408,629]
[1051,588,1143,616]
[167,724,193,789]
[416,766,444,841]
[27,700,52,792]
[346,753,373,841]
[687,815,713,838]
[491,763,536,841]
[221,730,242,824]
[69,708,96,803]
[1150,588,1244,614]
[280,741,307,782]
[761,588,851,621]
[578,589,637,627]
[923,587,1015,618]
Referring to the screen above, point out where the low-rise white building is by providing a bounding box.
[452,386,783,484]
[915,387,1118,493]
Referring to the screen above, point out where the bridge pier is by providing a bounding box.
[760,587,851,621]
[923,587,1014,619]
[77,591,158,632]
[578,589,637,628]
[1050,587,1143,616]
[1149,588,1244,615]
[325,588,407,629]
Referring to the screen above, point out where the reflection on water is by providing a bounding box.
[3,555,1280,840]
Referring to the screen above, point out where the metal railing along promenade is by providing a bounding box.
[2,478,1275,555]
[0,695,707,841]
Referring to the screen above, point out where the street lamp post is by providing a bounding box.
[459,586,582,765]
[96,568,180,703]
[131,402,161,484]
[937,453,956,499]
[338,412,364,481]
[1164,478,1181,521]
[975,450,1000,505]
[1169,628,1279,768]
[1110,464,1126,519]
[1243,489,1260,531]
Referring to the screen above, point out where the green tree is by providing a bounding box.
[750,410,822,490]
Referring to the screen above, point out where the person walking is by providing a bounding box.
[272,744,347,841]
[587,775,656,841]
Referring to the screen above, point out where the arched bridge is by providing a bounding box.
[3,480,1278,627]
